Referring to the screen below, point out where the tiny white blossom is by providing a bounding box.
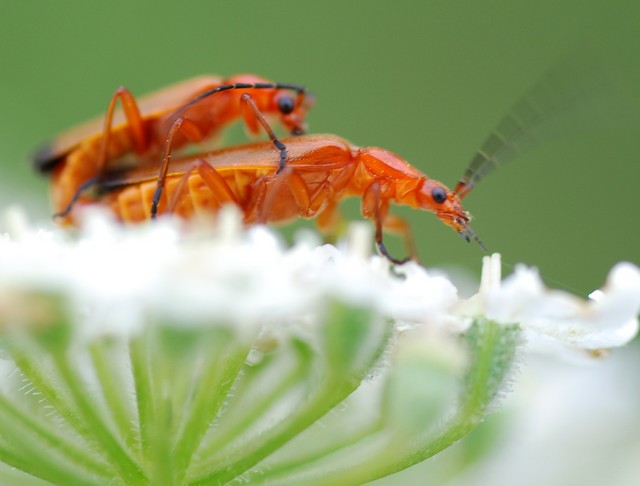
[461,253,640,349]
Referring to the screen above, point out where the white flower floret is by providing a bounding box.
[462,253,640,349]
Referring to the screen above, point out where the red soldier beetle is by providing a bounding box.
[33,74,313,224]
[85,134,483,264]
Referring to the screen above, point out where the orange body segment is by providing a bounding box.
[84,134,472,263]
[35,74,312,223]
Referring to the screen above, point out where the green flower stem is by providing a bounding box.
[145,328,190,486]
[0,460,55,486]
[246,419,385,484]
[9,341,138,483]
[188,384,358,486]
[10,346,90,440]
[459,318,518,418]
[262,319,520,486]
[146,344,174,486]
[0,442,49,484]
[6,320,144,483]
[0,392,114,482]
[196,339,314,461]
[189,305,392,485]
[51,348,147,484]
[129,331,155,470]
[0,406,105,486]
[171,331,252,485]
[344,319,521,484]
[89,339,139,455]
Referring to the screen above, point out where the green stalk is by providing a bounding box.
[244,419,385,484]
[189,304,391,485]
[370,320,519,481]
[264,319,520,486]
[148,394,175,486]
[10,348,90,440]
[130,332,155,463]
[0,412,102,486]
[0,461,59,486]
[0,392,114,480]
[89,339,139,454]
[0,442,51,484]
[146,332,178,486]
[195,339,314,463]
[171,336,250,484]
[52,349,147,484]
[187,381,357,486]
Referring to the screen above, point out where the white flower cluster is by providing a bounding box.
[0,208,456,341]
[463,253,640,350]
[0,207,638,351]
[0,206,638,485]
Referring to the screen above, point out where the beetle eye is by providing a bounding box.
[277,95,295,114]
[432,187,447,204]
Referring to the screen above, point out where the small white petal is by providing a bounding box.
[485,262,640,349]
[385,262,461,328]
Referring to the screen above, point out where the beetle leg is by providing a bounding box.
[309,181,340,235]
[316,200,346,243]
[362,181,411,265]
[150,117,206,218]
[52,176,101,220]
[165,165,197,215]
[96,87,146,173]
[240,93,288,174]
[382,214,419,262]
[166,159,238,215]
[252,167,311,223]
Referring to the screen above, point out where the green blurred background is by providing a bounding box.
[0,0,638,294]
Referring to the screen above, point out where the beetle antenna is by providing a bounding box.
[454,49,619,200]
[175,82,308,117]
[457,218,488,253]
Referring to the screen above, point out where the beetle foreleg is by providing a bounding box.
[382,215,418,262]
[362,181,411,265]
[240,93,288,174]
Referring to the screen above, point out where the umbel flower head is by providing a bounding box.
[0,207,638,485]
